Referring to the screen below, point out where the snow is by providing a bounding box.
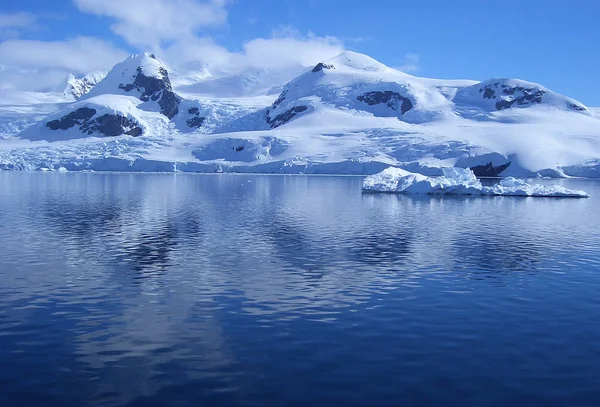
[17,95,157,142]
[363,167,589,197]
[82,53,167,101]
[1,51,600,177]
[454,78,590,113]
[62,71,107,100]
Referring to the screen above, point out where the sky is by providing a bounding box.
[1,0,599,105]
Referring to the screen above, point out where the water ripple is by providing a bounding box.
[0,173,599,406]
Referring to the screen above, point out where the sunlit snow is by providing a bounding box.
[363,167,589,197]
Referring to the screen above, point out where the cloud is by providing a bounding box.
[0,37,128,91]
[0,3,345,92]
[396,53,420,73]
[162,30,344,75]
[72,1,344,74]
[0,37,128,73]
[0,12,37,29]
[73,0,231,49]
[0,12,38,39]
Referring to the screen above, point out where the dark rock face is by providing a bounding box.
[479,83,545,110]
[45,107,142,137]
[357,91,413,114]
[483,87,495,99]
[312,63,335,73]
[118,66,180,119]
[46,107,96,130]
[470,161,511,177]
[81,114,143,137]
[568,103,587,112]
[272,90,288,109]
[186,107,205,128]
[266,105,308,129]
[187,117,205,128]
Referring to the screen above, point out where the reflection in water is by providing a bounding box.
[0,173,600,406]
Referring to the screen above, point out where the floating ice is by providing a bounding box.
[362,167,589,198]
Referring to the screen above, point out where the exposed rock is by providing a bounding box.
[482,87,495,99]
[272,90,288,109]
[479,83,545,110]
[45,107,142,137]
[46,107,97,130]
[186,106,205,128]
[357,91,413,114]
[81,114,143,137]
[187,116,205,128]
[118,66,180,119]
[312,63,335,73]
[568,103,587,112]
[470,161,511,177]
[266,105,308,129]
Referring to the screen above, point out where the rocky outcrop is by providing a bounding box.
[186,107,205,128]
[45,107,142,137]
[568,103,587,112]
[312,63,335,73]
[470,161,511,177]
[478,82,587,112]
[46,107,97,130]
[480,83,545,110]
[272,90,288,109]
[357,91,413,114]
[118,55,180,119]
[266,105,308,129]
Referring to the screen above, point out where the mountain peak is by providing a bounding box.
[82,52,180,119]
[62,71,107,100]
[322,51,391,73]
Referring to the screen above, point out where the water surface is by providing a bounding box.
[1,173,599,406]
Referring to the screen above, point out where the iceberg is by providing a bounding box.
[362,167,589,198]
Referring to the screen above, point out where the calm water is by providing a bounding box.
[1,173,600,407]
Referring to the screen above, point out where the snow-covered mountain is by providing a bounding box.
[62,71,107,100]
[18,53,211,141]
[173,65,308,98]
[2,51,600,177]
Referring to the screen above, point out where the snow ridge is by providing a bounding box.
[63,71,107,100]
[1,50,600,178]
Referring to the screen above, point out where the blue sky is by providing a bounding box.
[2,0,600,105]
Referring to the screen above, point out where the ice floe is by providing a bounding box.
[362,167,589,198]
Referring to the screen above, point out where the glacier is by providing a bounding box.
[1,51,600,177]
[363,167,589,197]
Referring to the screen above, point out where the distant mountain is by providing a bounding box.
[62,71,107,100]
[20,53,205,141]
[5,51,600,178]
[255,51,590,130]
[454,78,589,113]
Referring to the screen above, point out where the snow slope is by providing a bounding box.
[1,51,600,177]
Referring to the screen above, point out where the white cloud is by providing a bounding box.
[73,0,230,49]
[0,2,346,92]
[0,37,128,91]
[0,37,128,73]
[0,12,37,29]
[162,31,344,75]
[396,53,420,73]
[0,12,38,39]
